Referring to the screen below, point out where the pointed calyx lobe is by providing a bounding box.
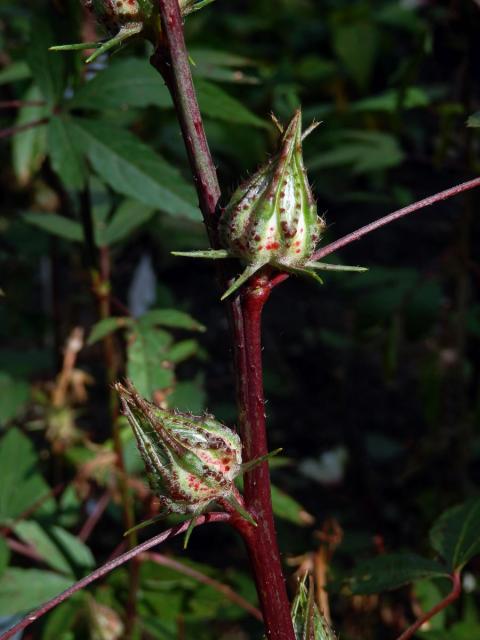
[115,380,263,530]
[173,109,366,299]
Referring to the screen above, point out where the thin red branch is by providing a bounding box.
[143,551,263,621]
[6,538,43,563]
[313,176,480,261]
[396,571,462,640]
[0,100,46,109]
[0,117,49,140]
[0,513,230,640]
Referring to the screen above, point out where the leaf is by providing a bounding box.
[467,111,480,128]
[22,212,83,242]
[48,526,95,571]
[0,568,73,617]
[47,115,87,190]
[413,581,446,630]
[190,47,259,84]
[168,378,206,413]
[344,554,448,595]
[12,85,48,185]
[166,339,199,363]
[140,309,206,332]
[332,20,379,90]
[87,317,132,345]
[0,372,30,425]
[0,538,10,579]
[26,18,66,105]
[41,594,85,640]
[309,130,404,174]
[430,498,480,571]
[70,58,172,110]
[127,325,175,398]
[269,484,314,527]
[104,199,157,245]
[0,61,32,85]
[0,429,52,524]
[352,87,430,113]
[72,118,200,220]
[14,521,72,575]
[195,79,267,127]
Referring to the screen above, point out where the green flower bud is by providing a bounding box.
[220,110,324,273]
[173,110,367,299]
[291,575,337,640]
[51,0,215,63]
[115,380,277,542]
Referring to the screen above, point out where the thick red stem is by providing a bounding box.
[229,276,294,640]
[152,2,295,637]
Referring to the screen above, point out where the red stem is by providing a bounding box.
[313,176,480,261]
[78,490,111,542]
[152,2,295,638]
[0,117,49,140]
[0,513,230,640]
[396,571,462,640]
[230,276,295,640]
[0,100,46,109]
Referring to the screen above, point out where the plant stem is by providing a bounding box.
[313,176,480,261]
[231,275,296,640]
[152,2,295,638]
[0,117,49,139]
[0,514,230,640]
[396,571,462,640]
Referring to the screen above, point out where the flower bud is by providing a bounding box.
[172,109,366,299]
[291,576,337,640]
[115,380,257,536]
[220,110,324,275]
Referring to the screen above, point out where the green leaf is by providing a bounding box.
[0,372,30,426]
[344,554,448,595]
[190,47,259,84]
[352,87,430,113]
[22,212,83,242]
[47,115,86,190]
[0,61,32,85]
[127,325,175,398]
[140,309,206,332]
[430,498,480,571]
[269,484,314,527]
[166,339,199,363]
[72,118,200,220]
[41,594,85,640]
[168,378,206,414]
[14,521,72,575]
[104,199,157,245]
[0,568,73,616]
[467,111,480,128]
[332,20,379,90]
[0,538,10,579]
[26,18,66,105]
[195,79,267,127]
[12,85,48,185]
[70,58,172,110]
[0,429,52,524]
[414,581,446,630]
[309,130,404,174]
[87,317,132,346]
[48,526,95,571]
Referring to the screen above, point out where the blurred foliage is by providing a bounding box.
[1,0,480,638]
